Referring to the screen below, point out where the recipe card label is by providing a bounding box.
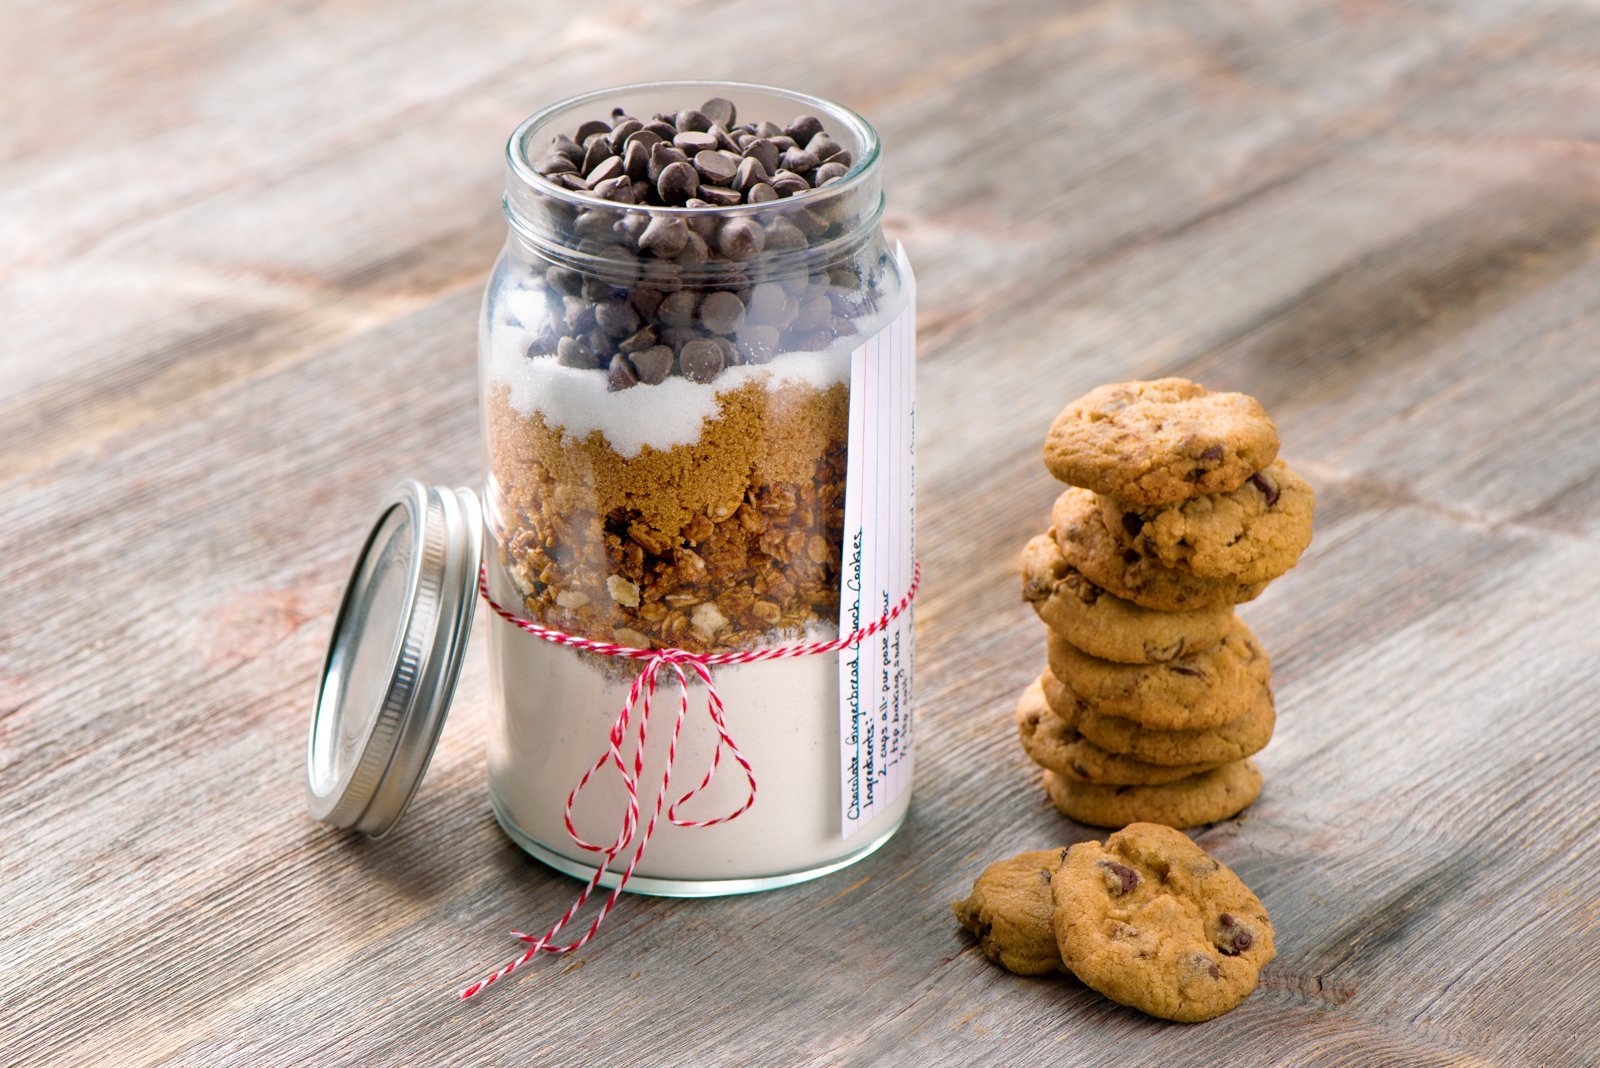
[839,250,916,839]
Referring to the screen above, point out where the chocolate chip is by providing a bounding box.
[744,137,781,174]
[563,295,595,332]
[694,150,739,186]
[648,142,688,182]
[698,290,746,335]
[790,327,834,351]
[656,160,699,204]
[807,134,843,162]
[680,201,718,238]
[764,217,807,251]
[595,299,640,338]
[753,119,783,138]
[550,134,585,164]
[545,266,583,296]
[1121,512,1144,537]
[1122,549,1141,565]
[638,266,682,300]
[673,130,719,153]
[572,210,616,240]
[661,325,700,349]
[700,97,737,128]
[781,146,820,174]
[1169,664,1205,678]
[717,217,765,261]
[606,118,643,152]
[535,153,577,176]
[556,173,591,192]
[679,337,725,383]
[733,155,770,192]
[1250,473,1280,506]
[745,282,790,325]
[1190,953,1222,979]
[790,207,830,238]
[643,120,677,142]
[786,114,824,144]
[793,294,832,331]
[735,323,779,363]
[675,229,710,266]
[622,140,651,180]
[638,214,689,257]
[745,182,778,203]
[1217,913,1254,955]
[593,245,638,285]
[1097,860,1140,895]
[813,160,850,185]
[618,325,659,354]
[624,128,663,152]
[658,290,699,326]
[592,175,634,203]
[574,119,611,143]
[606,353,638,391]
[696,184,743,207]
[1199,444,1225,462]
[581,138,614,175]
[579,276,620,302]
[769,169,810,197]
[631,345,674,385]
[586,154,624,187]
[556,335,597,369]
[675,108,710,133]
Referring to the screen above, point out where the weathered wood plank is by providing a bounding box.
[5,0,1600,1065]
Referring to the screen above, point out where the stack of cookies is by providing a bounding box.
[1015,378,1314,829]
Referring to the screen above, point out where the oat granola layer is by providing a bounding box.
[488,376,848,652]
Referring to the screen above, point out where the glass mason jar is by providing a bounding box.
[479,82,914,894]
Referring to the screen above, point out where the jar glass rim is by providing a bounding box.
[505,80,882,218]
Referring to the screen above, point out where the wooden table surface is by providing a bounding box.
[6,1,1600,1064]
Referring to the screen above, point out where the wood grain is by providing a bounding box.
[5,0,1600,1064]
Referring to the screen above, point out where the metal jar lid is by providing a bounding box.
[306,480,482,836]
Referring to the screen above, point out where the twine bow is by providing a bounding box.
[462,561,920,999]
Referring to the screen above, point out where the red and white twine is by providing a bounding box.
[460,561,921,1000]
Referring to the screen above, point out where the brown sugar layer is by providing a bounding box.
[488,377,849,653]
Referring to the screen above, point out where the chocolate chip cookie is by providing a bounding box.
[1045,619,1270,731]
[1052,488,1266,612]
[1042,379,1280,505]
[1040,669,1087,723]
[1051,822,1275,1021]
[1020,533,1233,664]
[1017,677,1222,785]
[1075,685,1276,767]
[1099,459,1315,585]
[953,848,1069,975]
[1043,760,1263,830]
